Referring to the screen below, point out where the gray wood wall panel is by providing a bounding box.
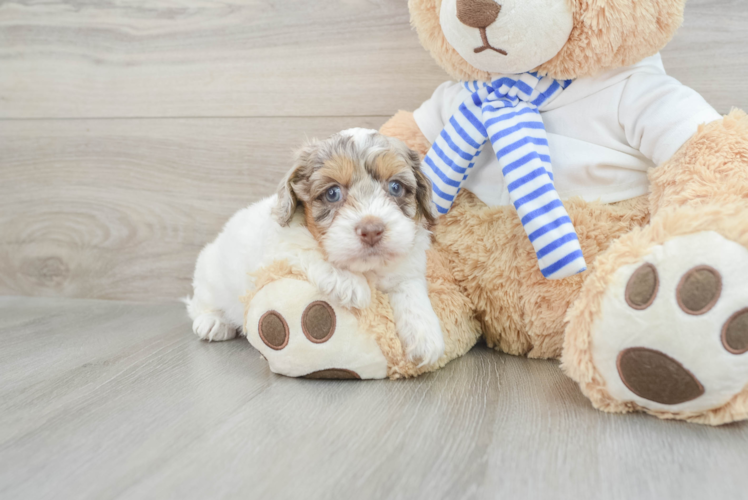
[0,0,746,301]
[0,117,386,300]
[0,0,745,119]
[2,297,748,500]
[0,0,446,119]
[663,0,748,114]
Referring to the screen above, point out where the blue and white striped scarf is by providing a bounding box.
[423,73,587,280]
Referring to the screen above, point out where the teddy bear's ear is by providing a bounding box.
[272,140,318,226]
[536,0,687,80]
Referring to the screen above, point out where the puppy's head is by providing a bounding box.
[273,128,435,272]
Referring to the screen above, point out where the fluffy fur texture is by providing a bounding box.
[409,0,686,81]
[562,110,748,425]
[360,247,483,378]
[188,129,446,365]
[379,111,433,158]
[434,191,650,359]
[649,109,748,213]
[536,0,686,79]
[377,1,748,424]
[562,206,748,425]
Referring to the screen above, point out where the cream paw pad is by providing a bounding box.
[574,230,748,423]
[244,276,389,380]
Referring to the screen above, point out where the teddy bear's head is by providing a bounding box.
[410,0,686,81]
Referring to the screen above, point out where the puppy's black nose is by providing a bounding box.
[356,218,385,247]
[457,0,501,29]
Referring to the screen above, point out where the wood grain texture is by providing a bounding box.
[663,0,748,113]
[0,0,446,119]
[1,296,748,500]
[0,117,386,301]
[0,0,745,119]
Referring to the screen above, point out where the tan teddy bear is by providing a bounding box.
[244,0,748,425]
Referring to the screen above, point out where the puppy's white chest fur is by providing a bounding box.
[364,228,431,292]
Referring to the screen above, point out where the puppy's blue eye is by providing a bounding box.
[388,180,403,197]
[325,186,342,203]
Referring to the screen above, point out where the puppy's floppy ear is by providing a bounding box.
[272,141,317,226]
[408,149,437,227]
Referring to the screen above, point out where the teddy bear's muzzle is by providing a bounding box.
[456,0,501,29]
[456,0,508,55]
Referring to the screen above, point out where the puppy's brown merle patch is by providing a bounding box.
[368,151,434,226]
[318,155,356,187]
[369,152,410,181]
[304,203,334,242]
[273,131,435,242]
[392,193,418,219]
[413,165,436,227]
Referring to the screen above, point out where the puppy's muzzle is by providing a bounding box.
[356,217,385,247]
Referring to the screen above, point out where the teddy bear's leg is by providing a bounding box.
[433,191,651,359]
[563,110,748,424]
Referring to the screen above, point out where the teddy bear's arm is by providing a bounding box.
[380,111,432,158]
[619,73,722,167]
[649,109,748,214]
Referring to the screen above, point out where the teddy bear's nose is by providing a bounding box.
[457,0,502,29]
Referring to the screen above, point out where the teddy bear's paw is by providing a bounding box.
[192,313,238,342]
[589,231,748,416]
[245,278,388,379]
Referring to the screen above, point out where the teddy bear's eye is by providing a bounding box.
[324,186,342,203]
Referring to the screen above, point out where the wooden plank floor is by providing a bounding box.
[2,296,748,500]
[1,0,748,301]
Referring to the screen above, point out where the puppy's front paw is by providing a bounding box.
[192,314,237,342]
[315,270,371,310]
[397,311,445,367]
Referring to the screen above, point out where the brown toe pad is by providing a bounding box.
[677,266,722,315]
[625,263,659,310]
[617,347,704,405]
[302,301,336,344]
[723,308,748,354]
[303,369,361,380]
[258,311,289,350]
